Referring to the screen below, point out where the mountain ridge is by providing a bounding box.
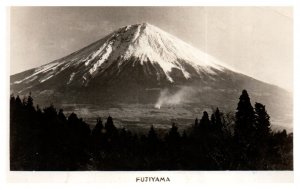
[10,23,292,131]
[11,23,239,89]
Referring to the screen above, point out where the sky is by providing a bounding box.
[10,7,293,91]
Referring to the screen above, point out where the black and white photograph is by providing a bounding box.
[2,4,297,185]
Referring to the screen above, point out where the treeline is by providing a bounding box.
[10,90,293,170]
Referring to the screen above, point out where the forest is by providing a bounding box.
[10,90,293,170]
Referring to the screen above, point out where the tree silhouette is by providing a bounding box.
[214,108,223,130]
[211,113,216,127]
[148,125,158,143]
[254,102,271,137]
[58,109,67,122]
[166,123,181,145]
[105,115,117,136]
[199,111,211,131]
[9,91,293,171]
[15,95,22,108]
[235,90,255,142]
[26,92,34,112]
[91,117,106,153]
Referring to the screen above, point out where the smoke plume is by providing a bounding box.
[154,86,197,109]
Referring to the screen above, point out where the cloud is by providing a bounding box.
[154,86,198,109]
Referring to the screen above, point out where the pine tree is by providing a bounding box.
[58,109,67,122]
[91,117,105,150]
[234,90,257,169]
[105,115,117,133]
[146,125,160,157]
[15,95,22,108]
[10,94,16,106]
[235,90,255,139]
[199,111,210,130]
[252,102,272,168]
[211,113,216,127]
[26,92,34,112]
[22,96,27,106]
[215,108,223,129]
[254,103,271,137]
[92,118,105,144]
[10,95,16,116]
[105,116,118,137]
[166,123,181,144]
[94,117,104,131]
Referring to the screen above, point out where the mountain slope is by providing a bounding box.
[10,23,292,130]
[11,23,235,91]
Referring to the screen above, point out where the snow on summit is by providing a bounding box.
[10,23,292,134]
[13,23,233,86]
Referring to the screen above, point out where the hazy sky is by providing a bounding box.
[10,7,293,91]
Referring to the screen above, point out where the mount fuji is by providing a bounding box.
[10,23,292,130]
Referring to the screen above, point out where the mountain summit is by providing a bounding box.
[11,23,232,89]
[10,23,292,131]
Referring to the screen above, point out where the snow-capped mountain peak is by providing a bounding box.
[10,23,292,133]
[12,23,234,88]
[92,22,230,82]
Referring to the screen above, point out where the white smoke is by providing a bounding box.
[154,86,197,109]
